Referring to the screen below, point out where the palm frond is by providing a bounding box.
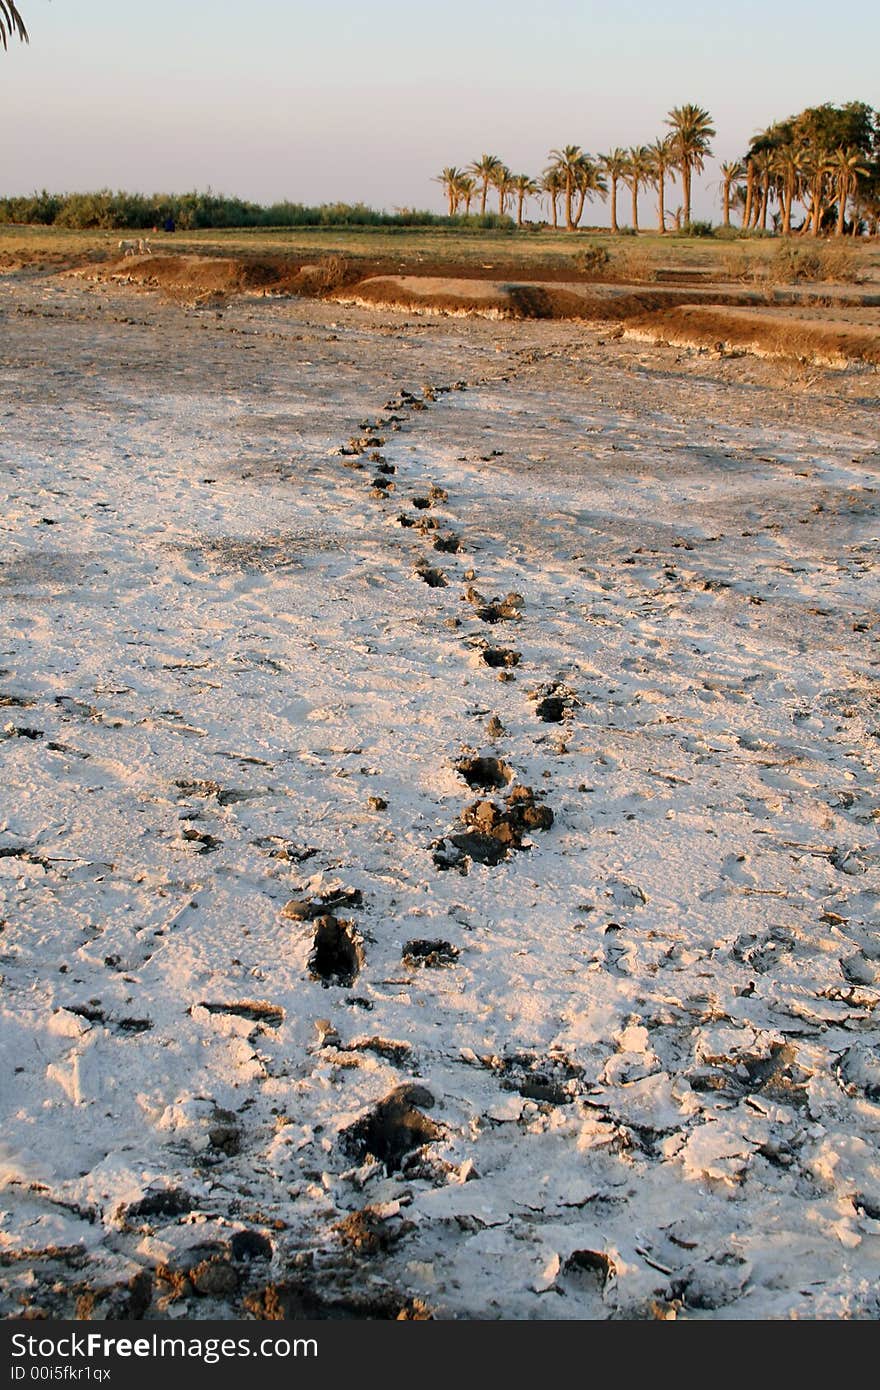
[0,2,29,49]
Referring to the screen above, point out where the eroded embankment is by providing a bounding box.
[75,251,880,366]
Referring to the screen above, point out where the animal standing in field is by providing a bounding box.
[118,238,151,257]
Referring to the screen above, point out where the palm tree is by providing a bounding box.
[1,2,27,47]
[802,147,833,236]
[647,137,676,233]
[599,149,628,233]
[623,146,652,233]
[469,154,503,218]
[435,167,465,217]
[772,145,804,236]
[571,159,607,227]
[830,146,868,236]
[665,104,716,227]
[752,149,773,230]
[719,160,742,228]
[457,174,476,216]
[512,174,539,228]
[491,163,514,217]
[549,145,587,231]
[541,167,565,230]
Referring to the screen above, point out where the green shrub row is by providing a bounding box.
[0,189,516,232]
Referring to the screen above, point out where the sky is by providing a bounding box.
[2,1,878,224]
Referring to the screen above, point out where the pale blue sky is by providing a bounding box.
[2,1,878,221]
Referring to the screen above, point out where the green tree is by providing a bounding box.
[599,149,628,233]
[830,146,868,235]
[541,166,565,229]
[647,136,676,233]
[665,104,716,226]
[434,167,465,217]
[491,163,514,216]
[719,160,742,228]
[571,158,607,227]
[549,145,588,231]
[457,174,476,216]
[469,154,503,217]
[512,174,539,228]
[623,146,652,233]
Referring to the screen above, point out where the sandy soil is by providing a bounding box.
[1,269,879,1320]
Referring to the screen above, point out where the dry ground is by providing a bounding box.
[0,258,878,1320]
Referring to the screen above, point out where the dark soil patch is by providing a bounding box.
[535,695,567,721]
[433,532,462,553]
[124,1189,196,1222]
[415,564,448,588]
[339,1084,440,1173]
[455,754,513,790]
[481,646,521,669]
[308,915,364,986]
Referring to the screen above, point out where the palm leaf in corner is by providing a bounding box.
[1,2,29,49]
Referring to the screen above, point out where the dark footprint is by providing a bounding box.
[455,755,513,790]
[309,915,364,986]
[2,724,43,740]
[535,696,566,722]
[123,1189,197,1222]
[481,647,521,669]
[435,785,554,870]
[339,1084,440,1173]
[562,1249,616,1289]
[416,565,448,589]
[402,939,460,968]
[434,532,462,554]
[465,586,524,624]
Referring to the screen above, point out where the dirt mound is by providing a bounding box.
[634,304,880,366]
[76,253,304,302]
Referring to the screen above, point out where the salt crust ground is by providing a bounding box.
[0,271,878,1319]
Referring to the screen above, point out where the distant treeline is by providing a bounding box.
[0,189,515,231]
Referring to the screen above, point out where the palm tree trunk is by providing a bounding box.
[631,183,639,233]
[759,172,770,230]
[610,177,619,234]
[480,182,488,217]
[722,181,731,228]
[682,164,692,225]
[836,177,847,236]
[517,192,524,228]
[565,174,575,232]
[782,178,793,236]
[549,194,558,230]
[573,187,586,227]
[811,177,823,235]
[743,167,754,230]
[657,171,665,232]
